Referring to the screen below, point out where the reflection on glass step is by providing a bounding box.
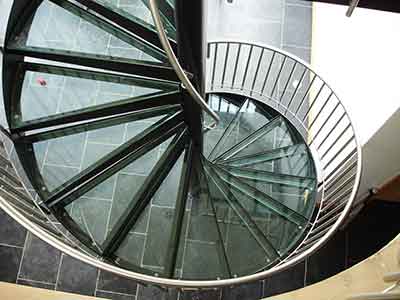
[101,128,188,264]
[218,165,315,189]
[217,164,317,217]
[66,137,173,246]
[214,116,284,162]
[227,116,296,161]
[91,0,176,40]
[17,64,178,125]
[177,162,231,280]
[206,163,305,261]
[203,95,241,158]
[30,112,174,197]
[140,0,176,34]
[114,144,187,276]
[211,163,308,225]
[209,99,273,161]
[204,162,277,276]
[9,0,166,62]
[220,143,307,169]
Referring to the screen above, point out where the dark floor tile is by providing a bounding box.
[222,281,262,300]
[56,255,97,296]
[17,279,55,290]
[142,206,175,268]
[0,245,23,282]
[283,5,312,47]
[96,290,135,300]
[0,209,27,247]
[98,270,137,295]
[306,229,346,285]
[19,233,62,283]
[137,284,178,300]
[180,289,221,300]
[263,261,305,297]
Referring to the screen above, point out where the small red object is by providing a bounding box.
[37,77,47,86]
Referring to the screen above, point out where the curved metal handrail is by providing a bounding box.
[0,1,362,288]
[206,39,362,269]
[148,0,220,127]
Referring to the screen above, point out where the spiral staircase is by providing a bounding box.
[0,0,361,289]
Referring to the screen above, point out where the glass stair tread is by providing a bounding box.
[210,162,308,225]
[209,99,274,161]
[203,95,242,158]
[219,143,308,169]
[13,63,179,130]
[203,161,277,276]
[217,164,317,218]
[8,0,168,63]
[88,0,177,41]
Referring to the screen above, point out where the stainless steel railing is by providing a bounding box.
[0,14,362,289]
[148,0,220,128]
[206,40,362,268]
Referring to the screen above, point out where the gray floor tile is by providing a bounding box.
[180,289,221,300]
[142,206,174,268]
[116,232,145,267]
[17,279,56,290]
[19,233,62,283]
[0,245,23,283]
[283,5,312,47]
[136,284,175,300]
[96,290,135,300]
[0,209,27,247]
[56,255,97,296]
[69,198,111,245]
[98,270,137,295]
[45,133,86,167]
[222,281,263,300]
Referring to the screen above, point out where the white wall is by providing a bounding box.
[312,3,400,145]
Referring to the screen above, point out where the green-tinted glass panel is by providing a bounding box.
[32,116,164,195]
[95,0,176,40]
[140,0,176,37]
[177,165,230,280]
[17,66,177,123]
[212,164,307,226]
[219,165,317,217]
[222,144,308,171]
[204,164,274,276]
[210,100,273,161]
[65,135,173,246]
[207,163,305,261]
[10,0,166,62]
[139,151,184,273]
[203,94,241,158]
[228,117,295,160]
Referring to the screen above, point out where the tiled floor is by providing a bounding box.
[3,1,398,300]
[1,199,400,300]
[208,0,312,63]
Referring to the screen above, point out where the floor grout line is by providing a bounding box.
[0,242,24,249]
[96,288,137,297]
[54,253,64,291]
[17,277,56,286]
[94,269,101,297]
[15,232,29,283]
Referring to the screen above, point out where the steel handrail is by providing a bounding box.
[206,40,362,271]
[148,0,220,128]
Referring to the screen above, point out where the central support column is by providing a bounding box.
[175,0,205,149]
